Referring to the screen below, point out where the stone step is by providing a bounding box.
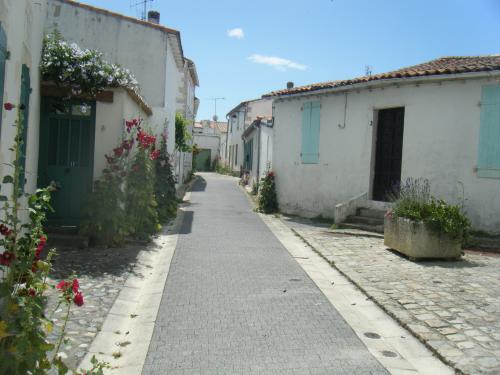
[357,207,387,220]
[346,215,384,226]
[47,233,89,249]
[338,222,384,234]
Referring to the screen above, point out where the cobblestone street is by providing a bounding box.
[281,216,500,375]
[44,242,155,370]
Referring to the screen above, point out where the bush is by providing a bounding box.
[257,171,278,214]
[391,178,470,240]
[126,147,160,240]
[215,163,232,175]
[155,136,178,223]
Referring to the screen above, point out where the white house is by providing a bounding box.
[175,58,199,183]
[193,120,227,171]
[226,97,272,175]
[0,0,47,223]
[266,55,500,233]
[0,0,196,227]
[241,117,273,187]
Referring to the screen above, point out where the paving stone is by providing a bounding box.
[143,174,388,374]
[281,214,500,375]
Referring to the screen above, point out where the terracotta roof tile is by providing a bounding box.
[265,55,500,97]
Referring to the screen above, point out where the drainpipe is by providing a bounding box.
[225,114,230,164]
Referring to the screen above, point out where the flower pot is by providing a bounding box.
[384,217,462,260]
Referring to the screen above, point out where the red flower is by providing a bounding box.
[56,280,71,291]
[72,278,80,293]
[35,236,47,259]
[0,224,12,237]
[3,102,14,111]
[113,146,124,157]
[122,139,134,150]
[28,288,36,297]
[137,131,156,149]
[266,171,275,179]
[73,292,84,306]
[0,251,16,266]
[125,118,141,133]
[149,150,160,161]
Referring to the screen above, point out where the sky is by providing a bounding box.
[81,0,500,121]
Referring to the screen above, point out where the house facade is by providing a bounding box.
[0,0,196,227]
[267,56,500,233]
[241,117,273,187]
[193,120,227,171]
[226,98,272,174]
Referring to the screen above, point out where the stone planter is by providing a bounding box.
[384,216,462,260]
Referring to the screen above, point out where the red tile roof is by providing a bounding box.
[264,55,500,97]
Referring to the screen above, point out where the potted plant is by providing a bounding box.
[384,178,470,260]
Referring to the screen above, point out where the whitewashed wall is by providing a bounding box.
[273,77,500,232]
[0,0,46,199]
[46,1,177,154]
[94,88,150,179]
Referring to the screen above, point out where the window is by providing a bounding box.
[18,64,31,191]
[301,101,321,164]
[477,85,500,179]
[0,23,7,129]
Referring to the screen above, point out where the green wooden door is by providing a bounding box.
[194,149,211,171]
[38,99,96,226]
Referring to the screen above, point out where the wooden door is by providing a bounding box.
[38,99,95,226]
[372,107,405,201]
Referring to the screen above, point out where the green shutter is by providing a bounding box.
[477,85,500,179]
[301,101,320,164]
[19,64,31,190]
[0,23,7,126]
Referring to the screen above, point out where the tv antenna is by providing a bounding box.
[207,97,225,122]
[130,0,154,20]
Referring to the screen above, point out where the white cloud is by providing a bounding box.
[227,28,245,39]
[248,54,307,71]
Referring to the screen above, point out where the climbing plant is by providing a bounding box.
[155,135,178,223]
[175,112,192,152]
[257,171,278,214]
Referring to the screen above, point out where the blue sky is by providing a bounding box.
[82,0,500,121]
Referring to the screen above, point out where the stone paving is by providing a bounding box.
[44,241,151,370]
[143,173,389,375]
[281,216,500,375]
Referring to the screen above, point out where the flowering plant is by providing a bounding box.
[0,104,107,374]
[257,170,278,214]
[40,31,138,97]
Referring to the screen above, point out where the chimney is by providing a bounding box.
[287,81,294,89]
[148,11,160,24]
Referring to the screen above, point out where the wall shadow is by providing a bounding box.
[190,176,207,192]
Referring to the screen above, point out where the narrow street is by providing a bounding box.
[143,173,388,374]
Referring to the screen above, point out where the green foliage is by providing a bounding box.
[175,113,192,152]
[215,163,232,175]
[80,168,128,247]
[251,181,259,196]
[391,178,470,240]
[257,171,278,214]
[126,148,160,240]
[40,31,138,97]
[155,136,178,223]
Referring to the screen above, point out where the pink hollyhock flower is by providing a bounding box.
[28,288,36,297]
[149,150,160,161]
[3,102,14,111]
[72,278,80,293]
[0,224,12,237]
[0,251,15,266]
[73,292,84,306]
[113,146,124,157]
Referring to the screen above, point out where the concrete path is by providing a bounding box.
[143,173,388,375]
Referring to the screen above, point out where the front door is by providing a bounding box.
[194,149,211,171]
[372,107,405,201]
[38,99,96,226]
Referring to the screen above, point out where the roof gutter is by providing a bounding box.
[270,71,500,102]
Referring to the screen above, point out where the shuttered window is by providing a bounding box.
[477,85,500,179]
[0,23,7,129]
[301,101,321,164]
[244,139,253,170]
[19,64,31,190]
